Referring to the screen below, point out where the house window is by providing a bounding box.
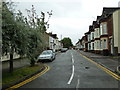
[100,24,102,35]
[98,28,100,36]
[103,24,107,34]
[97,28,100,37]
[87,35,89,41]
[89,44,91,50]
[88,43,91,50]
[104,39,107,49]
[89,34,91,41]
[88,34,91,41]
[97,41,98,49]
[92,43,94,50]
[96,29,98,38]
[100,40,102,49]
[92,32,94,40]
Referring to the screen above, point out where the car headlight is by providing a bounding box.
[47,56,52,58]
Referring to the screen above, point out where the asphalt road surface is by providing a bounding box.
[19,50,119,89]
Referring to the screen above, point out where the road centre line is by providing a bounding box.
[80,54,120,81]
[67,65,75,84]
[71,53,74,64]
[76,75,80,90]
[6,64,50,89]
[72,57,74,64]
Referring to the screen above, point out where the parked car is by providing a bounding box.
[61,48,68,52]
[37,50,55,62]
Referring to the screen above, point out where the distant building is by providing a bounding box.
[48,32,62,51]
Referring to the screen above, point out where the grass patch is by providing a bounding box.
[2,64,44,86]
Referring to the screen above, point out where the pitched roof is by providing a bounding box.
[96,7,120,23]
[89,25,94,32]
[102,7,120,16]
[92,21,99,28]
[48,32,58,39]
[85,32,89,35]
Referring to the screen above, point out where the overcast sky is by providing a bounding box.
[12,0,120,45]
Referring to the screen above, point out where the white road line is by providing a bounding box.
[67,65,75,84]
[72,58,74,64]
[71,53,74,64]
[76,75,80,90]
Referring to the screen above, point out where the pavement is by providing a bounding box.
[2,58,30,73]
[78,50,120,74]
[2,51,60,73]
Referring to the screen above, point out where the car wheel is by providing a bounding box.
[50,58,53,62]
[37,59,40,63]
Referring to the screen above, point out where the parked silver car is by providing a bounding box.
[61,48,68,52]
[37,50,55,62]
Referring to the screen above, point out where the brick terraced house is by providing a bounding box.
[76,7,120,56]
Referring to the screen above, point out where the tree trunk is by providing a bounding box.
[9,48,14,72]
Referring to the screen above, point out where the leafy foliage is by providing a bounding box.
[2,2,52,72]
[61,37,73,48]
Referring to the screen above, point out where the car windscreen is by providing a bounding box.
[41,51,52,55]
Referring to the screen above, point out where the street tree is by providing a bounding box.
[61,37,73,48]
[2,2,29,72]
[2,2,52,72]
[25,5,52,66]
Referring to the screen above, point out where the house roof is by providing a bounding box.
[48,32,58,39]
[96,16,102,24]
[81,36,86,41]
[92,21,99,28]
[76,39,80,44]
[95,7,120,23]
[89,25,94,32]
[96,16,101,20]
[102,7,120,16]
[99,7,120,22]
[85,32,89,35]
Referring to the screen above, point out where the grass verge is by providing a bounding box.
[2,63,44,88]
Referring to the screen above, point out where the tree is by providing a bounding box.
[25,5,52,66]
[61,37,73,48]
[2,2,52,72]
[2,2,31,72]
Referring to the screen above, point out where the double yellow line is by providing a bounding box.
[80,54,120,81]
[6,64,50,90]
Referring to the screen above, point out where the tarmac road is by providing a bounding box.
[18,50,119,89]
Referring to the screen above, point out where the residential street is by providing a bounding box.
[18,50,119,89]
[2,1,120,90]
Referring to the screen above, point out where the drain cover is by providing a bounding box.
[85,66,90,69]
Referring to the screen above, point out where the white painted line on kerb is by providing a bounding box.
[76,75,80,90]
[67,65,75,84]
